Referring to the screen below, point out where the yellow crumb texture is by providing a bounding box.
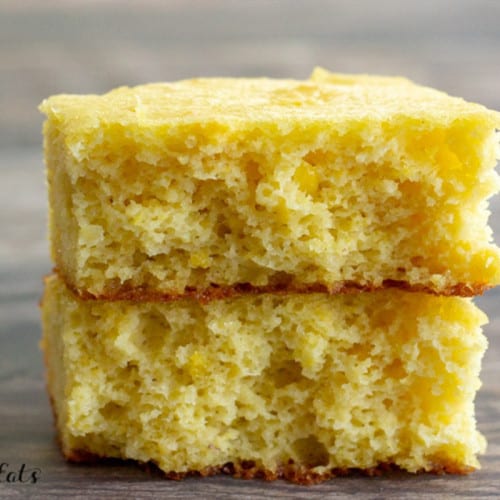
[40,69,500,297]
[42,274,487,474]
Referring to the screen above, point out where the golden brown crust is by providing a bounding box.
[61,447,476,485]
[57,271,489,304]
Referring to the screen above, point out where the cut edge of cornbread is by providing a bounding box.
[41,70,500,298]
[43,392,483,484]
[41,274,487,483]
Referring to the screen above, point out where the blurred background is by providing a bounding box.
[1,0,499,490]
[3,0,500,150]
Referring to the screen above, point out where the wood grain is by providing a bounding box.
[1,1,500,498]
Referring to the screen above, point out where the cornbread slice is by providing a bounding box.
[41,274,487,482]
[40,70,500,299]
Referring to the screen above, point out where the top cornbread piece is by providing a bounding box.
[41,69,500,299]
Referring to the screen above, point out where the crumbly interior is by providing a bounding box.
[42,73,500,297]
[41,275,487,475]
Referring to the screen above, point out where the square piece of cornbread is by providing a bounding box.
[40,69,500,299]
[41,274,487,483]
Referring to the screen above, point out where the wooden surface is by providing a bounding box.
[1,1,500,498]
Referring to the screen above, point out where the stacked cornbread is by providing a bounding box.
[40,69,500,483]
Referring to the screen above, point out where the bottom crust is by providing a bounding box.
[62,446,475,485]
[61,272,490,303]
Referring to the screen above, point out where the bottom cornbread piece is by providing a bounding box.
[41,275,487,484]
